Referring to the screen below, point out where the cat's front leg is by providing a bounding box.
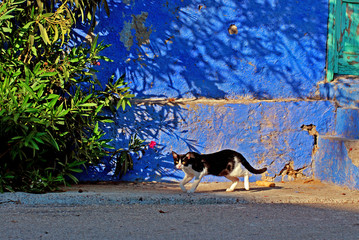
[187,169,207,193]
[180,174,194,192]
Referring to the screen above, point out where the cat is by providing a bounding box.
[172,149,267,193]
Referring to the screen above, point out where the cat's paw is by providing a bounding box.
[187,189,195,194]
[226,188,234,192]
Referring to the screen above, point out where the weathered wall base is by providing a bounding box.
[314,80,359,190]
[78,99,336,184]
[314,136,359,189]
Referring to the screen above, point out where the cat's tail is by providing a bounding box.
[237,153,267,174]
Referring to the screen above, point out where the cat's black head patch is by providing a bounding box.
[172,151,196,169]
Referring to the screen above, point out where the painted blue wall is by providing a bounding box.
[314,136,359,190]
[90,0,328,99]
[78,100,336,183]
[315,80,359,190]
[77,0,337,185]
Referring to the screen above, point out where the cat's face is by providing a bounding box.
[172,151,191,169]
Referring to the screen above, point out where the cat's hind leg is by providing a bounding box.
[225,176,239,192]
[244,174,250,190]
[180,174,194,192]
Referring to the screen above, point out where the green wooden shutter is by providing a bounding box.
[327,0,359,81]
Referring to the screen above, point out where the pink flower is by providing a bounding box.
[149,141,156,149]
[97,61,101,66]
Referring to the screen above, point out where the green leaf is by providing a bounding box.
[47,97,58,108]
[69,168,83,173]
[65,173,79,183]
[94,122,99,134]
[33,136,45,144]
[0,15,14,20]
[53,26,59,43]
[33,62,43,75]
[20,82,36,98]
[39,71,57,77]
[45,130,60,151]
[91,35,99,52]
[69,58,80,63]
[22,21,35,30]
[38,23,50,45]
[78,103,97,107]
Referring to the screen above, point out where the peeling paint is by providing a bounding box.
[165,35,174,44]
[198,5,205,11]
[119,12,152,51]
[132,12,152,46]
[119,20,134,50]
[228,24,238,35]
[344,140,359,167]
[278,161,307,181]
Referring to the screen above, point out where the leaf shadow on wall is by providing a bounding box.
[93,0,327,100]
[76,101,204,182]
[74,0,328,181]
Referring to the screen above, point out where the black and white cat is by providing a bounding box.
[172,149,267,193]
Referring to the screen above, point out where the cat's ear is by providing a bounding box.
[172,151,178,160]
[186,152,195,159]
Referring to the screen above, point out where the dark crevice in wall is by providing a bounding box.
[301,124,319,155]
[267,124,320,182]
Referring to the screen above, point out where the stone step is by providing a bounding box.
[313,136,359,190]
[335,107,359,139]
[319,78,359,108]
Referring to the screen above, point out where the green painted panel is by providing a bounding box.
[338,2,359,75]
[327,0,359,81]
[327,0,339,82]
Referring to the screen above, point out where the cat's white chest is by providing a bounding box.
[182,165,203,177]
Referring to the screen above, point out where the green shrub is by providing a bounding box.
[0,0,133,193]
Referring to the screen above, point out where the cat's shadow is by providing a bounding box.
[209,186,282,193]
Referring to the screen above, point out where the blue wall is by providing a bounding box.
[314,136,359,190]
[79,100,336,183]
[77,0,336,184]
[91,0,328,99]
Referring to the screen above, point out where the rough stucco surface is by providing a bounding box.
[93,0,328,99]
[314,136,359,190]
[76,0,337,183]
[78,100,336,183]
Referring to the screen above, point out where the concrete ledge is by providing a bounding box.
[319,79,359,107]
[1,181,358,205]
[314,136,359,190]
[335,107,359,139]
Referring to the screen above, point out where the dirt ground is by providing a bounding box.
[1,179,359,240]
[60,179,359,204]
